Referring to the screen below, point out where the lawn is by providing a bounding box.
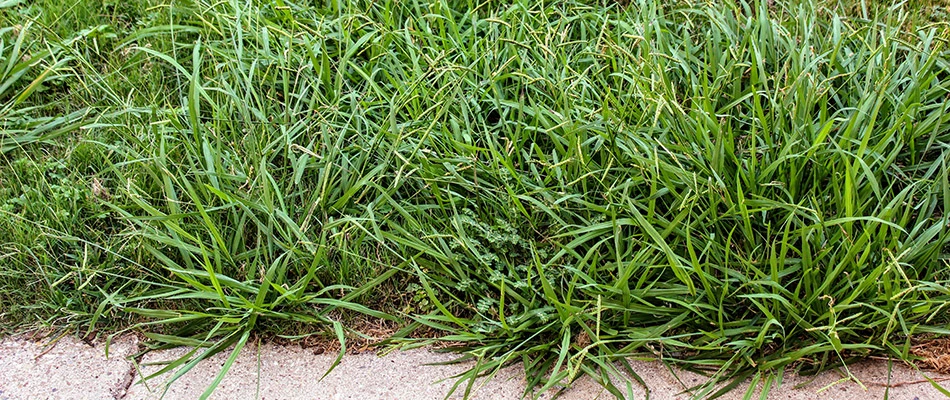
[1,0,949,398]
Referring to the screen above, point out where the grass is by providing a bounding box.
[1,0,949,398]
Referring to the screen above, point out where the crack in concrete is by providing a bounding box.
[111,336,146,400]
[110,360,136,400]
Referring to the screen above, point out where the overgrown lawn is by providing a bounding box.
[1,0,949,398]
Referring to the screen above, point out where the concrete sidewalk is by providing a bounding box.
[0,334,947,399]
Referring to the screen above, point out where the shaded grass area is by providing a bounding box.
[1,0,950,398]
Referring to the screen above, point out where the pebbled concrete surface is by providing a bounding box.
[0,334,138,400]
[126,343,950,400]
[0,333,948,399]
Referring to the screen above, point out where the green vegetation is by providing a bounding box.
[1,0,949,398]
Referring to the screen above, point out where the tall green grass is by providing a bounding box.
[2,0,949,398]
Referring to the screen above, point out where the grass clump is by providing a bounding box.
[1,0,950,398]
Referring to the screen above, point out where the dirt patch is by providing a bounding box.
[255,314,451,357]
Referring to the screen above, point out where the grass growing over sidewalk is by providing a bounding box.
[2,0,950,398]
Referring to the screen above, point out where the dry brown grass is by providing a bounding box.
[912,337,950,374]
